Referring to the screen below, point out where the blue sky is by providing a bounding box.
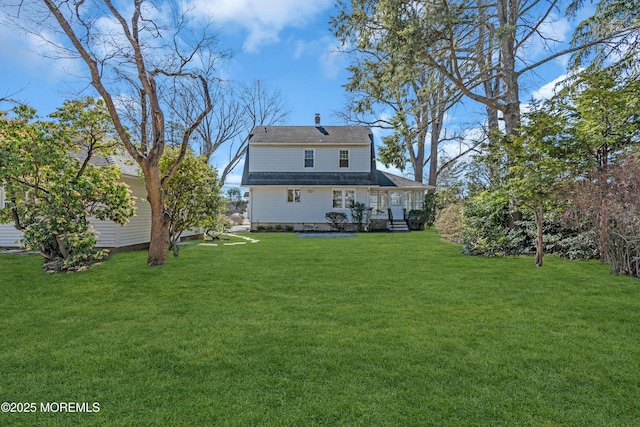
[0,0,581,187]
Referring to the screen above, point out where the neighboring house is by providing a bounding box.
[241,116,432,231]
[0,152,199,249]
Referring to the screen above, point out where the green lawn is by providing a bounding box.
[1,230,639,426]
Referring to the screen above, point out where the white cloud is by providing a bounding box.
[223,173,244,187]
[320,39,349,80]
[376,162,406,178]
[531,73,569,101]
[185,0,333,52]
[0,13,83,80]
[521,13,572,61]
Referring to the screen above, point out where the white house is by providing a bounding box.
[241,117,432,231]
[1,153,198,250]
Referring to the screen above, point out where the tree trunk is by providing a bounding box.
[412,128,426,183]
[143,166,170,266]
[535,201,544,267]
[496,0,521,137]
[427,108,444,189]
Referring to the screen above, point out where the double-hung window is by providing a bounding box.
[304,149,315,168]
[339,150,349,168]
[332,189,355,209]
[287,189,301,203]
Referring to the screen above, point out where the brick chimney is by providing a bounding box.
[314,113,320,126]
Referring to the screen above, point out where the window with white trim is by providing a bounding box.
[370,190,388,213]
[304,149,315,168]
[339,150,349,168]
[369,192,378,211]
[404,191,412,210]
[413,191,424,209]
[287,188,301,203]
[332,189,355,209]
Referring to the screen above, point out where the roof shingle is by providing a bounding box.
[249,126,373,145]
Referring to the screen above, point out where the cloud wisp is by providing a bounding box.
[185,0,333,52]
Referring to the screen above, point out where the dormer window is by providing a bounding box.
[304,149,315,168]
[339,150,349,168]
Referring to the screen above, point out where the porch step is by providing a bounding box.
[389,220,410,232]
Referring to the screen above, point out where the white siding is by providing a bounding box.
[0,224,23,247]
[1,177,154,249]
[249,186,369,226]
[94,176,151,248]
[250,145,370,172]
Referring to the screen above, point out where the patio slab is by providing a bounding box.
[297,232,357,238]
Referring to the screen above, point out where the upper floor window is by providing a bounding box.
[304,149,315,168]
[339,150,349,168]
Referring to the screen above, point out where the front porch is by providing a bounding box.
[369,188,427,232]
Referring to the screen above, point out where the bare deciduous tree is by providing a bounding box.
[6,0,222,266]
[166,77,288,184]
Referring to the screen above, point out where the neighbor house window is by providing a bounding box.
[304,149,315,168]
[287,189,301,203]
[332,189,355,209]
[339,150,349,168]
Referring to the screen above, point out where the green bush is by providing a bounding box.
[545,230,599,260]
[325,212,348,232]
[349,202,371,231]
[423,192,437,227]
[407,210,427,230]
[461,191,528,257]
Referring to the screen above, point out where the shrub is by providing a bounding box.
[228,214,245,225]
[407,209,428,230]
[461,191,528,256]
[325,212,348,232]
[349,202,371,231]
[423,192,437,227]
[435,203,464,242]
[204,214,233,239]
[545,230,599,260]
